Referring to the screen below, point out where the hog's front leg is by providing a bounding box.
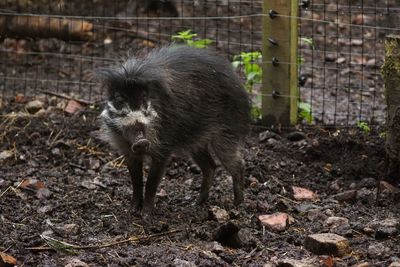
[126,154,144,213]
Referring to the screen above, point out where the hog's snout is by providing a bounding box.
[131,139,150,154]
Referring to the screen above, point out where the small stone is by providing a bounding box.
[277,258,318,267]
[156,188,168,198]
[358,177,376,189]
[51,147,61,156]
[65,258,89,267]
[173,258,197,267]
[368,219,400,239]
[389,262,400,267]
[324,216,349,229]
[329,180,341,191]
[304,233,350,256]
[259,130,280,142]
[362,227,374,235]
[36,188,52,199]
[189,164,201,174]
[292,186,317,201]
[307,209,328,222]
[379,181,399,193]
[209,206,230,224]
[287,131,306,141]
[0,150,14,160]
[38,205,54,214]
[205,241,224,253]
[355,262,371,267]
[295,203,321,213]
[333,190,357,202]
[258,212,290,232]
[368,243,388,259]
[54,223,80,237]
[26,99,44,114]
[64,99,83,114]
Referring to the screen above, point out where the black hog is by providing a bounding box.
[99,45,250,214]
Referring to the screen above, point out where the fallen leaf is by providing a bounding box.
[0,251,17,267]
[20,178,45,191]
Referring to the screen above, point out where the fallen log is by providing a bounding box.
[0,15,93,41]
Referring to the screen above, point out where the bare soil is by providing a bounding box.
[1,98,399,267]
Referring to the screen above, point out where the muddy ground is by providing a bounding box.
[1,97,399,267]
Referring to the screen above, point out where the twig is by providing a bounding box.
[38,90,95,106]
[26,229,181,251]
[0,179,25,199]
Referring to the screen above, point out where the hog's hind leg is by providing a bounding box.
[213,142,245,206]
[191,148,217,205]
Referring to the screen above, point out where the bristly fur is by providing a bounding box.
[98,45,251,210]
[99,44,251,158]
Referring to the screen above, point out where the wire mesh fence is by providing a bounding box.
[0,0,398,126]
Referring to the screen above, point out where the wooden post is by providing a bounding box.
[382,35,400,184]
[261,0,298,127]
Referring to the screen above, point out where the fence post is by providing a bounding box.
[382,35,400,183]
[261,0,298,127]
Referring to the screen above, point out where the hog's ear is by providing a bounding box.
[96,67,124,96]
[146,78,171,98]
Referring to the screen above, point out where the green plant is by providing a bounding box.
[298,102,313,124]
[232,51,262,92]
[232,51,263,120]
[171,30,212,48]
[357,121,371,134]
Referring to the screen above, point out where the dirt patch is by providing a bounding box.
[1,98,399,266]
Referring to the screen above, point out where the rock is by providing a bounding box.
[0,252,17,267]
[259,130,280,142]
[258,212,290,232]
[287,131,306,141]
[292,186,317,201]
[205,241,224,253]
[189,164,201,174]
[379,181,399,193]
[237,228,258,249]
[333,190,357,202]
[329,180,341,191]
[38,205,54,214]
[209,206,230,224]
[277,258,318,267]
[156,188,168,198]
[367,243,388,259]
[304,233,350,256]
[307,209,328,222]
[295,203,321,213]
[36,187,52,199]
[323,216,349,229]
[358,177,376,189]
[368,219,400,239]
[355,262,371,267]
[64,99,83,114]
[362,227,374,235]
[54,223,80,237]
[65,258,89,267]
[26,99,44,114]
[389,262,400,267]
[0,150,14,161]
[173,258,197,267]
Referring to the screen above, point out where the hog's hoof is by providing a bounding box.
[233,195,244,206]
